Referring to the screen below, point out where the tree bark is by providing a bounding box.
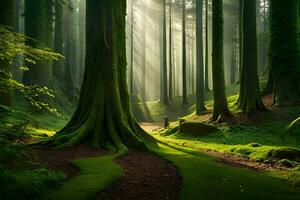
[23,0,54,91]
[269,0,300,105]
[182,0,187,104]
[238,0,266,114]
[205,0,209,91]
[196,0,206,114]
[169,1,173,100]
[41,0,153,150]
[0,0,14,106]
[211,0,231,121]
[160,0,168,105]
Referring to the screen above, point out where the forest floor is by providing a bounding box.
[2,85,300,199]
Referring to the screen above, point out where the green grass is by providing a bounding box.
[45,152,125,200]
[151,143,300,200]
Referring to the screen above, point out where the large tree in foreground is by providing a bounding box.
[268,0,300,105]
[42,0,152,150]
[211,0,231,121]
[238,0,265,114]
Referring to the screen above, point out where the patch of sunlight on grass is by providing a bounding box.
[45,153,124,200]
[26,125,56,137]
[150,143,300,200]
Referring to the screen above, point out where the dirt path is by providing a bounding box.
[31,145,107,177]
[140,123,163,132]
[96,151,181,200]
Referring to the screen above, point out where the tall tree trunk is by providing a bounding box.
[141,3,146,101]
[269,0,300,105]
[160,0,168,105]
[230,24,237,84]
[238,0,243,81]
[205,0,209,91]
[130,0,134,98]
[238,0,266,114]
[23,0,54,91]
[182,0,187,104]
[169,1,173,100]
[54,1,65,78]
[211,0,231,121]
[42,0,153,150]
[196,0,206,114]
[0,0,14,106]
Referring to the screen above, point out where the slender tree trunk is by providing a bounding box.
[230,24,236,84]
[238,0,243,81]
[141,3,146,101]
[196,0,206,114]
[130,0,134,98]
[182,0,187,104]
[211,0,231,121]
[205,0,209,91]
[0,0,14,106]
[169,1,173,100]
[269,0,300,105]
[23,0,54,90]
[238,0,266,114]
[42,0,153,150]
[160,0,168,105]
[54,1,65,78]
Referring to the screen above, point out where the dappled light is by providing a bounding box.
[0,0,300,199]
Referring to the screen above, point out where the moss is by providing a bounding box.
[150,144,300,199]
[179,122,219,136]
[277,159,294,168]
[270,147,300,161]
[46,153,124,200]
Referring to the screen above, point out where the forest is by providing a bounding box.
[0,0,300,199]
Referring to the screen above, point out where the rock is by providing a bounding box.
[277,159,294,168]
[179,122,219,136]
[270,147,300,161]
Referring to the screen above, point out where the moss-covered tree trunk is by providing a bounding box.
[196,0,206,114]
[211,0,231,121]
[182,0,187,105]
[43,0,152,151]
[23,0,54,90]
[269,0,300,105]
[0,0,14,106]
[238,0,266,114]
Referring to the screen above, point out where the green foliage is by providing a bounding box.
[0,128,65,200]
[0,167,66,200]
[0,26,63,64]
[0,26,63,113]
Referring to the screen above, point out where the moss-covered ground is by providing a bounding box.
[2,81,300,199]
